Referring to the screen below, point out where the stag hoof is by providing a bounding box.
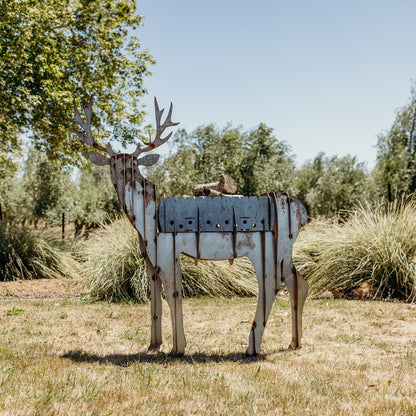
[288,341,301,350]
[147,344,161,354]
[168,350,184,358]
[245,345,259,357]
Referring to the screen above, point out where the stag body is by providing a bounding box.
[71,98,308,355]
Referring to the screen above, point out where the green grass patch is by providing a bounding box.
[6,307,25,316]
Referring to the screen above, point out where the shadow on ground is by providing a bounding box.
[61,349,275,366]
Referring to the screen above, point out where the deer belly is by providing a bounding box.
[157,232,263,261]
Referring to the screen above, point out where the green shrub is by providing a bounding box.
[294,200,416,302]
[80,217,258,302]
[0,222,78,281]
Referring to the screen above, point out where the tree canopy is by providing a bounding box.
[376,84,416,200]
[295,153,372,217]
[0,0,154,165]
[147,123,295,198]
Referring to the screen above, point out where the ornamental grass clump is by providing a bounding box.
[81,217,258,302]
[80,218,148,302]
[0,221,77,281]
[180,255,257,298]
[293,200,416,302]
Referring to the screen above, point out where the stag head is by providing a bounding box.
[70,97,179,205]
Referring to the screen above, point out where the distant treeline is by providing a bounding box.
[1,86,415,231]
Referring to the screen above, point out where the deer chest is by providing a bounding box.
[157,196,276,233]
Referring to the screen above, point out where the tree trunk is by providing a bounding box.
[74,219,85,238]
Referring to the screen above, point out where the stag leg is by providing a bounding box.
[285,266,308,349]
[158,259,187,356]
[246,254,277,356]
[147,266,162,353]
[170,258,186,355]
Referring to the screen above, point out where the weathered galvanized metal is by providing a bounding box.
[70,97,309,356]
[158,195,275,233]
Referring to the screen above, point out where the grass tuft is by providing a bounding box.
[79,218,148,302]
[80,217,258,302]
[0,221,78,281]
[294,199,416,302]
[181,255,257,299]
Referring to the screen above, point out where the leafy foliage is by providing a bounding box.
[0,161,19,223]
[295,152,372,217]
[22,148,65,223]
[148,123,295,198]
[68,165,121,235]
[376,84,416,200]
[0,148,70,225]
[0,147,121,234]
[0,0,154,165]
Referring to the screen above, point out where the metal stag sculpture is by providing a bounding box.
[71,97,308,356]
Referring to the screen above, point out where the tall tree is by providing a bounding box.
[1,146,122,229]
[68,165,121,235]
[238,123,294,196]
[295,153,371,217]
[376,84,416,200]
[0,152,19,222]
[0,0,154,165]
[148,123,295,198]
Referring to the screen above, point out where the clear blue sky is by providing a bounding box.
[135,0,416,168]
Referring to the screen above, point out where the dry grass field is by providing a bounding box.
[0,283,415,416]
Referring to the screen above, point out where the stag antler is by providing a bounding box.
[69,96,115,156]
[133,97,179,157]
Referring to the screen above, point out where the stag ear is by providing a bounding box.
[137,154,160,166]
[88,152,110,166]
